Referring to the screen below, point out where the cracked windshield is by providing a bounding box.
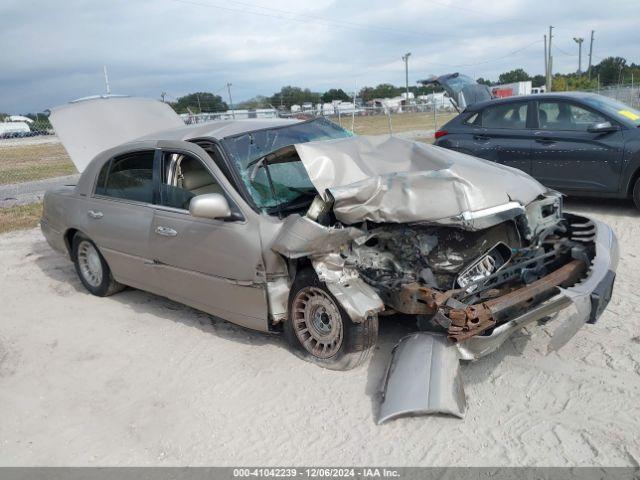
[223,118,352,211]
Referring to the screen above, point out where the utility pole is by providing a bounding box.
[546,26,553,91]
[402,52,411,105]
[226,82,235,119]
[351,80,357,133]
[544,34,548,87]
[103,65,111,95]
[587,30,595,79]
[573,37,584,74]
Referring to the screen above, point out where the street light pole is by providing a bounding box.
[587,30,595,79]
[103,65,111,95]
[546,26,553,91]
[402,52,411,106]
[226,82,235,119]
[573,37,584,74]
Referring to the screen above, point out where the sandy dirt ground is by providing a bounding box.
[0,198,639,466]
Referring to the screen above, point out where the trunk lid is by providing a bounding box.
[49,96,183,172]
[421,73,492,110]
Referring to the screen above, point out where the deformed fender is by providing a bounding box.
[271,214,384,322]
[271,214,363,259]
[378,333,466,424]
[324,278,384,323]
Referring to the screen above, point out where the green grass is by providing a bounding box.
[0,143,76,185]
[331,111,457,136]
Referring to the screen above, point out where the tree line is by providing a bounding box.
[4,56,638,119]
[478,56,640,91]
[166,56,640,114]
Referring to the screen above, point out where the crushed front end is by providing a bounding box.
[269,135,619,422]
[274,192,618,423]
[369,194,619,423]
[302,192,616,352]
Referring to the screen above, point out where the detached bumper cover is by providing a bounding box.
[379,215,618,422]
[378,333,466,424]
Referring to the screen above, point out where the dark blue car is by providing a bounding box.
[434,91,640,209]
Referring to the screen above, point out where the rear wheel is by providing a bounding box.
[284,269,378,370]
[633,177,640,210]
[72,233,124,297]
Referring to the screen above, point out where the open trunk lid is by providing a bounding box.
[49,96,183,172]
[420,73,492,110]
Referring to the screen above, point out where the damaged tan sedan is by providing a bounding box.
[42,97,618,422]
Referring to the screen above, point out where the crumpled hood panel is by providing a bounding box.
[295,135,546,225]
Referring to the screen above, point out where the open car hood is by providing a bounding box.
[49,96,183,172]
[294,135,546,227]
[420,73,492,110]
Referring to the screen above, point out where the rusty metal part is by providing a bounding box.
[385,282,455,315]
[447,304,495,342]
[447,259,586,342]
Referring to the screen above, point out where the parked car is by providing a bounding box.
[43,96,618,421]
[433,91,640,208]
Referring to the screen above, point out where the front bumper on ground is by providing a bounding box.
[378,215,618,424]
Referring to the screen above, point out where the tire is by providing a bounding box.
[71,233,124,297]
[284,269,378,371]
[633,177,640,210]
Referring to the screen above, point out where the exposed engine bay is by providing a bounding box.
[300,192,594,343]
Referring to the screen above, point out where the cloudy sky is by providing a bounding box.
[1,0,639,113]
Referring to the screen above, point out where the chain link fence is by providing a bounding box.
[582,83,640,109]
[0,106,455,190]
[0,91,635,232]
[0,106,456,231]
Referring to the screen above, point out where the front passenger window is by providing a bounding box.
[159,152,225,210]
[538,101,606,131]
[96,151,154,203]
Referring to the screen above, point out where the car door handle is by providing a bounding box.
[473,134,490,141]
[87,210,103,219]
[155,226,178,237]
[535,137,556,145]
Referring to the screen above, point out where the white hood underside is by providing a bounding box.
[294,135,546,226]
[49,97,184,172]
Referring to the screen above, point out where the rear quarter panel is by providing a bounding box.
[434,114,488,158]
[41,187,92,257]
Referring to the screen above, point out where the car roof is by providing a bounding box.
[466,91,602,112]
[135,118,302,142]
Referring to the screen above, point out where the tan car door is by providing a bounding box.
[83,146,157,290]
[148,141,270,331]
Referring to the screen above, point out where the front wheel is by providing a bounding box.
[284,270,378,370]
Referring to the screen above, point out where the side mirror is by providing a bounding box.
[189,193,232,220]
[588,121,617,133]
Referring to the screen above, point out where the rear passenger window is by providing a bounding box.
[482,103,528,129]
[95,151,154,203]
